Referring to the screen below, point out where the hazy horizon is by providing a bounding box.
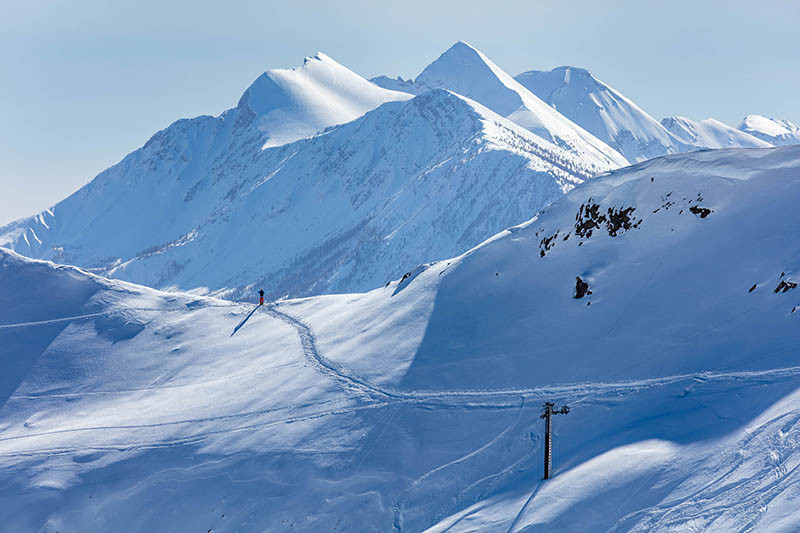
[2,0,798,224]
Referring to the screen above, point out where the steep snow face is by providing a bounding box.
[0,90,596,300]
[240,52,411,148]
[416,42,629,171]
[662,116,773,149]
[515,66,690,163]
[369,75,431,95]
[4,146,800,532]
[739,114,800,146]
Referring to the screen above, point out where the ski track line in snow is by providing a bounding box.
[507,479,546,533]
[268,305,800,407]
[8,361,304,401]
[0,399,391,459]
[265,304,406,401]
[0,303,244,330]
[392,398,527,532]
[610,409,800,532]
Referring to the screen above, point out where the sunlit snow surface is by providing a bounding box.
[3,146,800,531]
[662,116,772,150]
[0,67,606,302]
[739,115,800,147]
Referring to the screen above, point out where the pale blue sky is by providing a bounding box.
[1,0,798,224]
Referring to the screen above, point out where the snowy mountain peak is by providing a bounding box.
[416,43,628,171]
[417,41,524,117]
[739,114,800,146]
[0,85,600,300]
[515,66,689,163]
[237,52,411,148]
[661,116,772,149]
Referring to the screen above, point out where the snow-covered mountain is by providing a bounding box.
[739,114,800,146]
[3,145,800,531]
[414,42,630,170]
[661,116,773,149]
[0,82,601,300]
[238,52,411,148]
[514,66,690,163]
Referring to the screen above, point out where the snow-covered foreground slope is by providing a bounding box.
[739,114,800,146]
[662,116,772,149]
[0,88,597,301]
[515,66,689,163]
[3,146,800,531]
[415,42,629,171]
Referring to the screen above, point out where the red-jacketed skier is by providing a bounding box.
[259,289,265,306]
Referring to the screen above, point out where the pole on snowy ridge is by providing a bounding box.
[541,402,569,480]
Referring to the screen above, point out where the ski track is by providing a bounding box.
[507,479,546,533]
[5,301,800,460]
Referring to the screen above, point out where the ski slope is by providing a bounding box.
[3,145,800,531]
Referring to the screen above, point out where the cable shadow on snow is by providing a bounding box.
[230,305,260,337]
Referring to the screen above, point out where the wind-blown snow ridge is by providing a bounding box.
[240,52,411,148]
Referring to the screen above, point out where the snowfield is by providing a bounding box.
[3,145,800,531]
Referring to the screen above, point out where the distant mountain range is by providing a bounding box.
[2,42,798,301]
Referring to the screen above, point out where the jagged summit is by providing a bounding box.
[415,42,628,171]
[237,52,411,148]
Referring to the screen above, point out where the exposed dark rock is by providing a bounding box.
[539,231,559,257]
[689,205,712,218]
[575,276,592,299]
[606,206,641,236]
[775,280,797,293]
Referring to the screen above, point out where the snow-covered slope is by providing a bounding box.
[0,89,598,300]
[415,42,629,171]
[739,114,800,146]
[370,75,430,95]
[662,116,773,149]
[4,145,800,531]
[241,52,411,148]
[514,66,690,163]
